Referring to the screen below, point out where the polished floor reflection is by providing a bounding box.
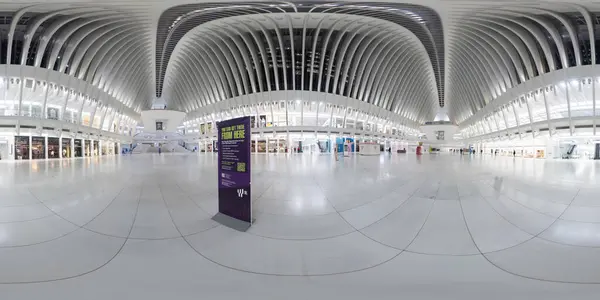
[1,153,600,299]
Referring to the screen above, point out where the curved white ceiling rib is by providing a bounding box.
[447,3,599,125]
[156,1,445,109]
[0,4,154,113]
[163,13,439,124]
[5,0,599,128]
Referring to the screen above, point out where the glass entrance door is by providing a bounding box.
[62,138,71,158]
[0,141,8,160]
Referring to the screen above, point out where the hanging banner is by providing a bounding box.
[216,116,252,225]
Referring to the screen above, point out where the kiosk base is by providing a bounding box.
[212,212,252,232]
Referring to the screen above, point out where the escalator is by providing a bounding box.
[562,144,577,159]
[567,144,577,156]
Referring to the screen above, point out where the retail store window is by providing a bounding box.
[31,137,45,159]
[48,137,59,158]
[62,138,72,158]
[14,136,29,160]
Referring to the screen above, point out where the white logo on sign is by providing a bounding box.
[237,189,247,198]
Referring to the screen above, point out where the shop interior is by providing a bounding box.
[196,134,402,155]
[8,136,117,160]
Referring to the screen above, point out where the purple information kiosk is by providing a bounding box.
[212,116,252,231]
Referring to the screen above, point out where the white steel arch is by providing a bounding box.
[164,13,439,130]
[0,4,153,137]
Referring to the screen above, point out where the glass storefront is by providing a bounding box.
[15,136,29,160]
[268,140,277,153]
[74,139,83,157]
[0,136,124,159]
[31,137,45,159]
[278,139,288,153]
[84,140,91,157]
[48,137,59,159]
[0,140,8,160]
[257,140,267,153]
[93,141,99,156]
[291,140,302,153]
[62,138,72,158]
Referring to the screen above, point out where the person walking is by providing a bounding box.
[334,145,339,161]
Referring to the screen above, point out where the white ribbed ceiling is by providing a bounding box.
[1,0,598,125]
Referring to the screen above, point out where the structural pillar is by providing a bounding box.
[265,137,269,153]
[28,135,32,160]
[44,136,48,159]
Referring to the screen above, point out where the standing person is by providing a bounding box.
[334,144,339,161]
[158,147,161,155]
[513,149,516,157]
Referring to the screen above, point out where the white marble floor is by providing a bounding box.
[2,153,600,299]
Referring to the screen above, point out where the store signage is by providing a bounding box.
[217,116,252,224]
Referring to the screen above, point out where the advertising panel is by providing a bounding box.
[217,116,251,224]
[47,107,59,120]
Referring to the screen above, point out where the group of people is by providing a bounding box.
[451,148,478,154]
[489,149,518,157]
[451,148,518,157]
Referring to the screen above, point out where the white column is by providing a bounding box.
[594,78,597,135]
[512,102,522,140]
[266,137,269,153]
[542,88,552,137]
[71,138,74,158]
[565,80,573,136]
[44,136,48,159]
[28,135,32,159]
[300,100,304,126]
[59,136,63,158]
